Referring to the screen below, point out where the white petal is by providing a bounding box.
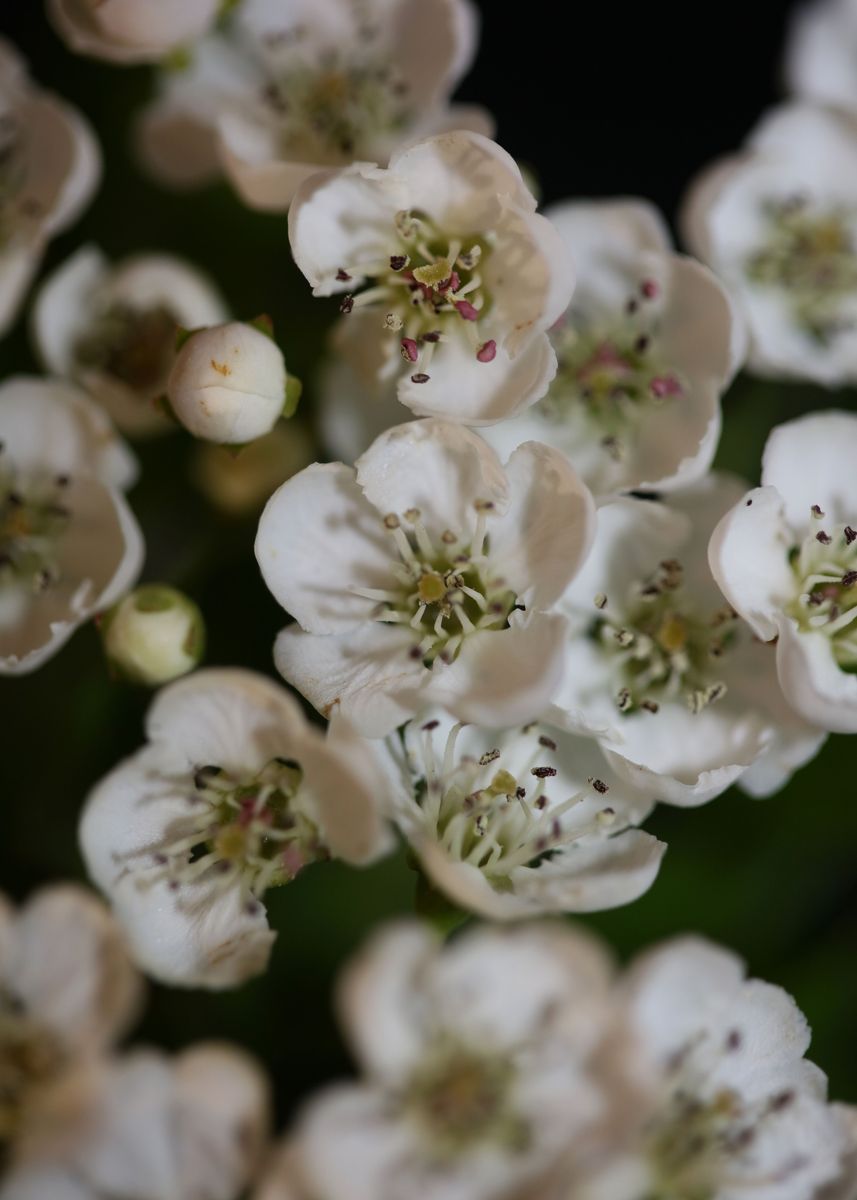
[135,99,222,190]
[775,619,857,734]
[388,0,481,109]
[708,485,796,641]
[274,623,426,737]
[8,884,141,1053]
[218,111,318,213]
[489,441,595,610]
[510,831,666,914]
[256,462,397,635]
[48,0,219,62]
[761,409,857,528]
[355,418,509,536]
[0,243,41,338]
[785,0,857,112]
[31,244,108,375]
[424,613,569,727]
[397,330,557,425]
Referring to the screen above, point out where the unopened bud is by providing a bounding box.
[102,584,204,686]
[167,321,290,444]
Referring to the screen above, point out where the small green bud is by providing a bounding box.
[102,585,205,686]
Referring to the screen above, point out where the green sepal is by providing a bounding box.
[249,313,275,340]
[174,325,204,352]
[283,374,302,418]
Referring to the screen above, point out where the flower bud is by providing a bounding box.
[167,321,289,444]
[102,585,205,686]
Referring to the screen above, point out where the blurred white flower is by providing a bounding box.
[101,584,205,686]
[79,668,392,988]
[550,474,825,805]
[288,130,573,424]
[167,321,289,445]
[293,920,613,1200]
[191,420,315,515]
[138,0,490,205]
[2,1042,270,1200]
[47,0,220,64]
[479,199,739,498]
[682,104,857,385]
[32,245,227,438]
[710,409,857,734]
[571,937,848,1200]
[0,39,100,337]
[255,418,595,738]
[384,710,665,919]
[785,0,857,115]
[0,376,143,676]
[0,885,141,1178]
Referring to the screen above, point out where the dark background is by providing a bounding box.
[2,0,856,1126]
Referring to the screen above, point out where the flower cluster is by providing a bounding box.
[0,0,856,1195]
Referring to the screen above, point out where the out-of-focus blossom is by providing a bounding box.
[32,245,227,437]
[138,0,490,205]
[0,39,100,337]
[101,584,205,686]
[255,419,595,738]
[167,320,290,445]
[288,130,573,424]
[786,0,857,115]
[682,104,857,384]
[479,199,739,498]
[0,376,143,676]
[80,668,392,988]
[710,409,857,734]
[292,920,613,1200]
[2,1042,270,1200]
[383,709,665,919]
[567,938,848,1200]
[0,885,141,1179]
[550,474,825,805]
[47,0,221,64]
[191,420,315,515]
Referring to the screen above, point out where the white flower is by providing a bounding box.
[102,584,205,686]
[47,0,220,64]
[384,710,665,919]
[288,130,573,424]
[32,244,227,437]
[0,376,144,676]
[550,474,825,805]
[0,884,141,1177]
[293,920,613,1200]
[137,0,491,205]
[2,1043,270,1200]
[79,668,393,988]
[0,39,100,337]
[255,419,595,738]
[167,321,289,444]
[574,937,848,1200]
[681,103,857,385]
[479,198,740,498]
[785,0,857,115]
[709,409,857,734]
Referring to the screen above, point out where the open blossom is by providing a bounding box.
[0,885,141,1180]
[288,130,573,424]
[2,1043,270,1200]
[571,938,848,1200]
[785,0,857,115]
[710,410,857,734]
[167,321,290,444]
[32,245,227,437]
[47,0,220,64]
[0,376,143,676]
[550,474,825,805]
[479,198,739,498]
[79,668,392,988]
[292,920,613,1200]
[255,419,595,738]
[384,710,665,919]
[0,39,100,337]
[682,104,857,384]
[138,0,489,205]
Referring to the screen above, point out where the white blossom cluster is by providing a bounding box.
[0,0,856,1195]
